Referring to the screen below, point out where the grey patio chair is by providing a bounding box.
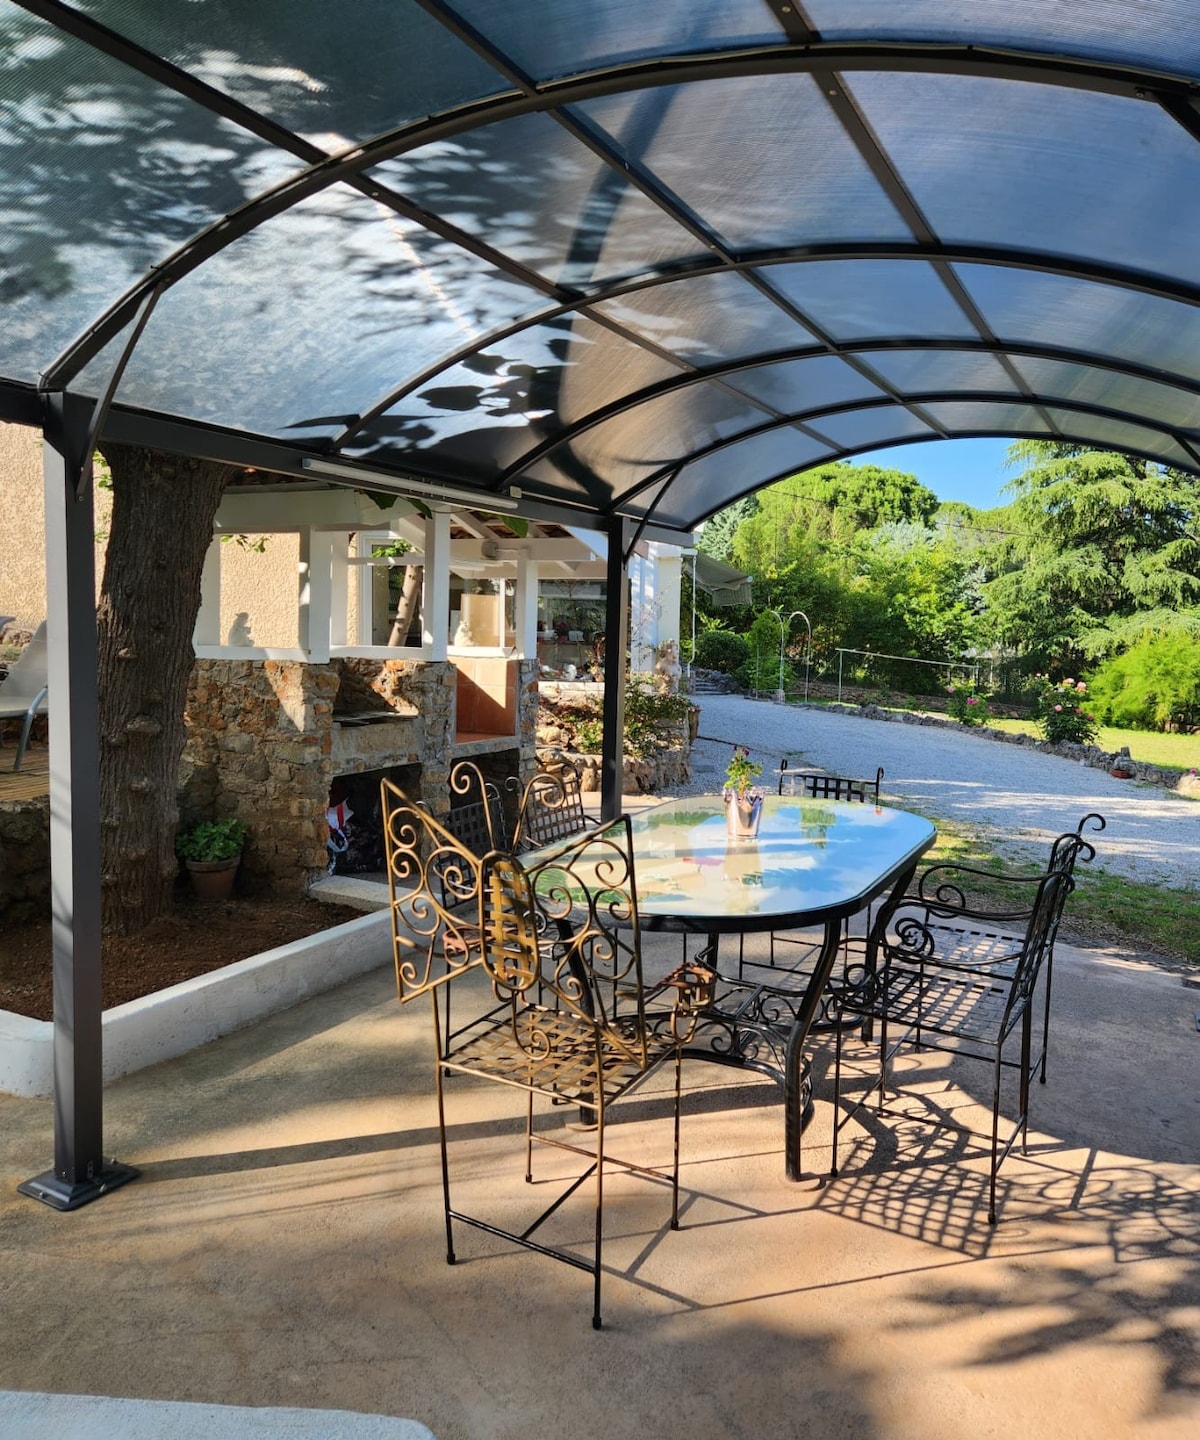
[831,863,1076,1224]
[0,621,48,771]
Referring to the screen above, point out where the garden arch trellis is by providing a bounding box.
[6,0,1200,1206]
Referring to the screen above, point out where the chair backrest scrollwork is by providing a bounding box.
[513,760,594,851]
[381,778,486,1004]
[480,816,649,1067]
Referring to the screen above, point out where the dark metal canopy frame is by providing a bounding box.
[6,0,1200,1206]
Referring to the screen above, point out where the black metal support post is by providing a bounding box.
[600,516,631,822]
[19,393,138,1210]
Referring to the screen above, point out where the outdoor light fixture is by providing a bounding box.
[302,456,521,512]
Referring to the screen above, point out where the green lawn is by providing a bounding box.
[920,819,1200,965]
[984,717,1200,773]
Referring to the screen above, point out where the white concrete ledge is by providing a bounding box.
[0,910,394,1099]
[0,1392,434,1438]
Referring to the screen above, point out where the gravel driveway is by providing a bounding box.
[683,694,1200,890]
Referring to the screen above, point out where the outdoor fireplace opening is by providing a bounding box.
[326,763,419,876]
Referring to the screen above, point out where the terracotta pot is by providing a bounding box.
[185,855,240,900]
[1110,767,1134,779]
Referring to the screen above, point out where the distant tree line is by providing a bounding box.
[690,444,1200,731]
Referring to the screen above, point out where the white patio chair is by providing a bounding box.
[0,621,48,771]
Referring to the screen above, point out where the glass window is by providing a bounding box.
[81,184,552,439]
[372,110,707,290]
[807,406,934,450]
[1013,358,1200,435]
[649,427,832,529]
[0,6,300,384]
[76,0,513,146]
[577,75,912,252]
[1043,409,1194,466]
[804,2,1200,83]
[956,265,1200,386]
[726,355,887,414]
[922,400,1051,435]
[863,350,1019,394]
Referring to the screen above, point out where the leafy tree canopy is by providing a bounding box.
[731,462,939,577]
[982,442,1200,672]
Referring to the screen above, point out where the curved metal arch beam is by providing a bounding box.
[333,240,1200,457]
[38,35,1200,390]
[663,417,1200,532]
[493,335,1200,488]
[551,389,1200,522]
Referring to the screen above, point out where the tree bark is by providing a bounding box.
[388,564,423,646]
[96,444,238,934]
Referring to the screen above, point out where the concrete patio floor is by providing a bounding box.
[0,930,1196,1440]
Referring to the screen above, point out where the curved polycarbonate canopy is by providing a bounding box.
[6,1,1200,535]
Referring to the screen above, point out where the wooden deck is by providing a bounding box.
[0,744,49,802]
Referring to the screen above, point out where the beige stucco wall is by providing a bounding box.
[1,423,306,647]
[216,534,302,648]
[0,421,114,632]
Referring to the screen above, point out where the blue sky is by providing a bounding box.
[853,437,1017,510]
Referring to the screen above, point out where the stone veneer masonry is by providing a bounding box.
[179,656,537,896]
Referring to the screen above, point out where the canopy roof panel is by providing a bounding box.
[5,1,1200,535]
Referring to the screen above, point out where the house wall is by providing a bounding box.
[0,422,112,633]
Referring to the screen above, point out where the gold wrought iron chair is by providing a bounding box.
[403,815,703,1329]
[512,758,596,851]
[382,778,487,1007]
[830,864,1075,1224]
[444,758,510,859]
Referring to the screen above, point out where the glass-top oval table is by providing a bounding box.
[623,795,937,1179]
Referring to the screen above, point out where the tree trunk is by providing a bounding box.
[96,444,238,934]
[388,564,423,646]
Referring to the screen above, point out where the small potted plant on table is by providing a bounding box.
[176,817,248,900]
[723,746,764,841]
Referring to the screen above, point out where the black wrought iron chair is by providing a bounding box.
[777,759,885,805]
[830,864,1075,1224]
[400,815,703,1329]
[900,812,1103,1084]
[750,761,886,976]
[512,758,596,852]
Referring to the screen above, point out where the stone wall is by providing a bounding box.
[0,796,50,923]
[180,655,529,895]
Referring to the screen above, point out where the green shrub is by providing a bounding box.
[623,684,692,758]
[574,718,603,753]
[176,818,248,862]
[944,679,991,726]
[694,629,749,674]
[1087,632,1200,732]
[1029,675,1099,745]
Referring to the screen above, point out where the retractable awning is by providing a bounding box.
[693,554,753,607]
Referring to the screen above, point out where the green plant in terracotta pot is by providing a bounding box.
[176,818,248,900]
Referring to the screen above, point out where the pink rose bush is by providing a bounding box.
[1030,674,1099,745]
